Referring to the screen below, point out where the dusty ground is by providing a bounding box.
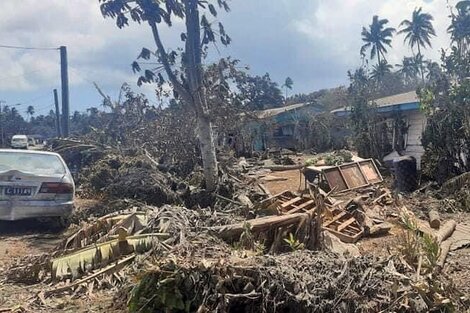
[262,169,305,195]
[0,198,121,313]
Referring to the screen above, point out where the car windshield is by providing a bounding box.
[12,138,27,142]
[0,152,66,175]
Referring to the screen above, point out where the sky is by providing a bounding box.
[0,0,457,116]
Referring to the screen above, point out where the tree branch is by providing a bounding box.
[149,22,192,104]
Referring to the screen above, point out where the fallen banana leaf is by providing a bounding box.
[57,212,148,252]
[52,233,168,281]
[44,254,136,298]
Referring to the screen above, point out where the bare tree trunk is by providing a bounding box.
[196,114,218,190]
[149,1,219,192]
[184,0,218,191]
[418,43,425,82]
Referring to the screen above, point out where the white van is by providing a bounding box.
[11,135,29,149]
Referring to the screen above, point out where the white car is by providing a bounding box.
[11,135,29,149]
[0,150,74,227]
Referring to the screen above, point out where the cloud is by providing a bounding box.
[0,0,462,112]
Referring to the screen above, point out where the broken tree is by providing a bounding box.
[100,0,232,191]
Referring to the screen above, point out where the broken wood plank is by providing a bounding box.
[285,200,315,214]
[428,210,440,229]
[338,217,356,232]
[258,183,271,196]
[215,194,244,206]
[210,209,315,241]
[323,211,347,228]
[369,222,392,236]
[280,197,302,208]
[435,220,457,243]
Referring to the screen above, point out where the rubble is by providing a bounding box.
[2,150,470,313]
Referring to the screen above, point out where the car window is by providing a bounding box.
[0,152,66,175]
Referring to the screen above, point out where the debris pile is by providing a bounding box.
[3,150,470,312]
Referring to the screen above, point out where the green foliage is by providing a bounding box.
[283,233,304,251]
[422,233,440,269]
[448,1,470,54]
[348,68,393,159]
[419,44,470,182]
[336,150,353,162]
[398,213,441,272]
[304,157,318,167]
[324,154,344,166]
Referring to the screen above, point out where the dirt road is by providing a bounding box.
[0,201,120,312]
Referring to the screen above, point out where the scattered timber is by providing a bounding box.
[437,240,452,268]
[428,210,440,229]
[435,220,457,243]
[210,209,315,241]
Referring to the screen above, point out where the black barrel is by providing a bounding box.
[393,156,417,192]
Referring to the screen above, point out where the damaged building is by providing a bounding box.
[246,102,323,151]
[332,91,426,168]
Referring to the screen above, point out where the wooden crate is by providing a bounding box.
[259,191,315,215]
[323,209,363,243]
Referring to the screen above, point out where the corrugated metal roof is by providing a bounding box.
[254,102,313,119]
[373,91,418,107]
[331,91,419,115]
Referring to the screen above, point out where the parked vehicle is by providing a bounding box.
[27,137,36,147]
[0,150,75,227]
[11,135,29,149]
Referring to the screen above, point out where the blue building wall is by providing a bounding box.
[249,105,322,151]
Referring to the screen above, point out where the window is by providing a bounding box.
[0,152,65,175]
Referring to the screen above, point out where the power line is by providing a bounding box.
[0,44,58,51]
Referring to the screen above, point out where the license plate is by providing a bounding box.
[4,187,32,196]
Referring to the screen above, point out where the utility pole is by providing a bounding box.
[0,100,4,147]
[53,89,61,138]
[60,46,70,137]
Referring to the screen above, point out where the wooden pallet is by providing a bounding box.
[323,209,363,243]
[259,191,316,215]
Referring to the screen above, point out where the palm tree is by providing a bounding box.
[370,60,393,82]
[426,61,442,82]
[360,15,396,65]
[398,8,436,55]
[396,56,419,84]
[448,1,470,54]
[282,77,293,102]
[26,105,35,121]
[398,8,435,80]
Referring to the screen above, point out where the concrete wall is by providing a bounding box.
[403,110,426,168]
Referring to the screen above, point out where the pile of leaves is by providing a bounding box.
[79,154,182,206]
[126,247,464,313]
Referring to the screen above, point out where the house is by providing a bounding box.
[331,91,426,167]
[245,102,323,151]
